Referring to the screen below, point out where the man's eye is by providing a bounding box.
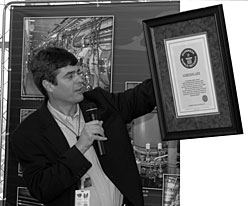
[77,69,84,77]
[66,74,74,79]
[78,71,84,77]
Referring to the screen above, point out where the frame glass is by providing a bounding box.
[164,32,219,118]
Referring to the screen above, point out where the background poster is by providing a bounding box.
[180,1,248,206]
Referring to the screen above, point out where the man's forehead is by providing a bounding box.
[58,65,80,73]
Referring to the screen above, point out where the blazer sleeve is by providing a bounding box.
[93,78,156,123]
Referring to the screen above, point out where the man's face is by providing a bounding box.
[49,65,87,105]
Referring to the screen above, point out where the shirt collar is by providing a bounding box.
[47,101,80,123]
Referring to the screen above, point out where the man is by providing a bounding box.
[11,47,156,206]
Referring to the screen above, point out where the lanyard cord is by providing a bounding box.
[53,112,81,139]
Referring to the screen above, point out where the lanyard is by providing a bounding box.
[53,111,81,140]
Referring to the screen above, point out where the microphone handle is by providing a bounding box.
[89,111,106,156]
[97,140,106,156]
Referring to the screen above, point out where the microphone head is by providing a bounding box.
[86,103,98,112]
[86,103,99,121]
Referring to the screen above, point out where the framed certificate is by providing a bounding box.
[164,33,219,118]
[143,5,243,140]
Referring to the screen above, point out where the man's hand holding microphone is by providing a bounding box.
[75,103,107,156]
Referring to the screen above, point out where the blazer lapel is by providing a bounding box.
[38,102,70,155]
[38,99,106,157]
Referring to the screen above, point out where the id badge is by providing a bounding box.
[75,190,90,206]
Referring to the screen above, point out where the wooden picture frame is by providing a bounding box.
[143,5,243,140]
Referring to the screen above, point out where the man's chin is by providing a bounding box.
[75,94,84,102]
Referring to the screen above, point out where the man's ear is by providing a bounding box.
[42,79,54,93]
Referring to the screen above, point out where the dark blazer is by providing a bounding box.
[11,79,156,206]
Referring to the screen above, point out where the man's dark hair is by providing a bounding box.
[29,47,78,98]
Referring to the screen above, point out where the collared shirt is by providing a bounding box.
[47,101,123,206]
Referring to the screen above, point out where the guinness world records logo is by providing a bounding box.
[180,48,198,69]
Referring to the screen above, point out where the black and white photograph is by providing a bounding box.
[17,187,43,206]
[0,1,247,206]
[1,1,181,206]
[19,109,36,122]
[21,16,114,99]
[162,173,180,206]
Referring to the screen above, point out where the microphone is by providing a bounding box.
[86,103,106,156]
